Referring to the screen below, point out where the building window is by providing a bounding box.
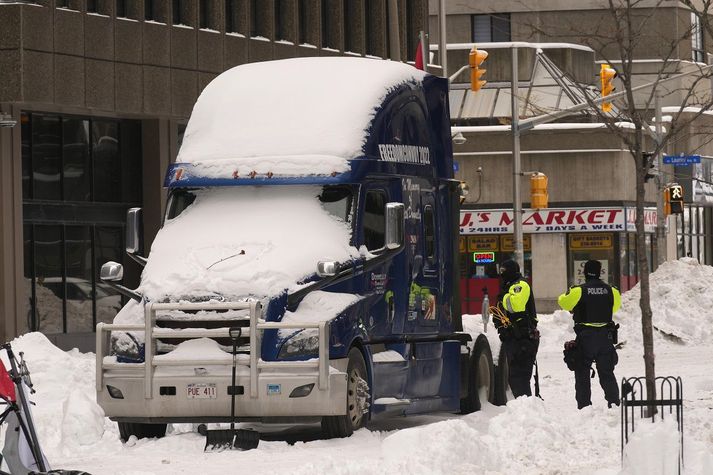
[321,0,337,49]
[145,0,154,20]
[249,0,271,38]
[225,0,239,33]
[472,13,511,43]
[173,0,190,26]
[343,0,359,53]
[275,0,291,41]
[87,0,96,13]
[199,0,216,29]
[21,112,143,335]
[298,0,315,45]
[692,12,705,63]
[364,0,381,57]
[57,0,78,9]
[117,0,126,18]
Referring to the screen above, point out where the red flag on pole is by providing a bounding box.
[415,38,424,70]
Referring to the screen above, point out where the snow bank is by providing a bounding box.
[140,186,358,301]
[0,333,109,452]
[177,57,427,177]
[618,258,713,345]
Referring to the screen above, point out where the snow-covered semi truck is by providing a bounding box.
[95,57,497,441]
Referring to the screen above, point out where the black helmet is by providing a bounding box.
[498,259,520,283]
[583,260,602,279]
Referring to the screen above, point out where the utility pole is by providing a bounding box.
[438,0,447,76]
[511,47,524,270]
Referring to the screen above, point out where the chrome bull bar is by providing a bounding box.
[96,300,330,399]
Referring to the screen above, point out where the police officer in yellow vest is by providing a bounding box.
[495,259,539,398]
[558,260,621,409]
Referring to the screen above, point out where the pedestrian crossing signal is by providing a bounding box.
[665,184,684,215]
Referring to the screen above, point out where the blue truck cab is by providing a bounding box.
[95,57,494,441]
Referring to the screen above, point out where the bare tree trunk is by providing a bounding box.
[635,149,657,407]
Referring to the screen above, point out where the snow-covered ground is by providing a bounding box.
[3,259,713,474]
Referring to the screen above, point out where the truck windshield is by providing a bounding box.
[166,186,354,223]
[143,185,358,301]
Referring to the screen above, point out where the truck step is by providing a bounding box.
[373,397,411,407]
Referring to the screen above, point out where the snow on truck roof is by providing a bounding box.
[176,57,428,178]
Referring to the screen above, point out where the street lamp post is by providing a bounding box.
[511,47,525,270]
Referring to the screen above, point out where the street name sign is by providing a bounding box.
[663,155,701,165]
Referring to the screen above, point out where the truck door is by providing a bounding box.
[403,189,446,400]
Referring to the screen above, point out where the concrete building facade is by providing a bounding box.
[0,0,430,349]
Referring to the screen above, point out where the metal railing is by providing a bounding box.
[96,300,330,399]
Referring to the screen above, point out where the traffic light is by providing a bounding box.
[600,64,617,113]
[666,183,684,215]
[530,173,548,209]
[469,47,488,92]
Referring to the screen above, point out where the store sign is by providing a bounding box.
[460,208,626,235]
[569,234,613,249]
[501,234,532,252]
[473,252,495,263]
[467,236,498,252]
[624,207,658,233]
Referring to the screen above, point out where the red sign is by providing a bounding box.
[460,208,626,234]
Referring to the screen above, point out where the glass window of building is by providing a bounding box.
[117,0,127,18]
[199,0,210,29]
[249,0,272,38]
[21,112,143,335]
[364,0,382,57]
[472,13,511,43]
[276,0,293,41]
[692,12,705,63]
[173,0,191,26]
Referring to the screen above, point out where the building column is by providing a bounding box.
[0,105,26,342]
[531,233,568,313]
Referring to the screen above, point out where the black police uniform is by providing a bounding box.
[495,260,539,398]
[558,260,621,409]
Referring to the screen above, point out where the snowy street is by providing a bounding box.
[3,260,713,474]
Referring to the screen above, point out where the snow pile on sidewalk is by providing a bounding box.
[618,258,713,345]
[0,333,110,453]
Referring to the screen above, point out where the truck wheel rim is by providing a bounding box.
[347,367,369,427]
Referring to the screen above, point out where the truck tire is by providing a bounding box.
[460,334,494,414]
[493,345,510,406]
[118,422,167,442]
[322,347,370,439]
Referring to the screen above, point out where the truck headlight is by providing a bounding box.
[277,329,319,360]
[110,332,144,363]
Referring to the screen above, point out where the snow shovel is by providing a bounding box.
[204,327,259,451]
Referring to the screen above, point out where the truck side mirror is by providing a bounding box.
[100,261,124,282]
[126,208,143,254]
[385,202,404,250]
[125,208,147,266]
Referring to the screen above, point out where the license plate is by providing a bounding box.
[187,383,217,399]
